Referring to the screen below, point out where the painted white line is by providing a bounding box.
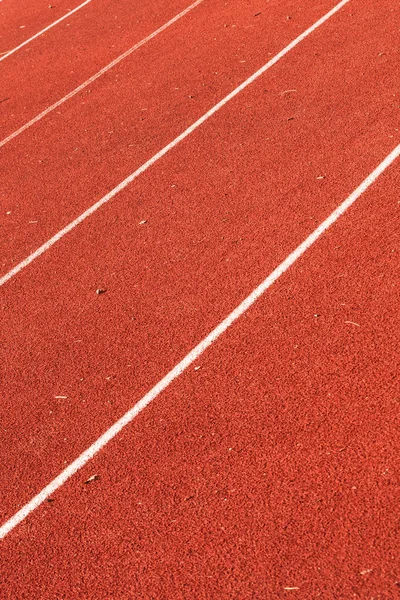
[0,0,204,148]
[0,0,350,287]
[0,0,91,63]
[1,143,399,539]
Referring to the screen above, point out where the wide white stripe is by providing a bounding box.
[1,142,399,539]
[0,0,204,148]
[0,0,91,63]
[0,0,350,287]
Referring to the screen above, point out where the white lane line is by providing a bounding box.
[0,0,350,287]
[1,143,399,540]
[0,0,91,63]
[0,0,204,148]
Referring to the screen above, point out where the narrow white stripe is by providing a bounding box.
[0,0,350,287]
[1,143,399,539]
[0,0,92,63]
[0,0,204,148]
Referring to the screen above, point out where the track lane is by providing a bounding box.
[0,0,204,149]
[0,0,204,136]
[0,0,399,522]
[0,0,351,273]
[1,144,398,599]
[0,0,91,63]
[2,140,399,541]
[0,0,86,54]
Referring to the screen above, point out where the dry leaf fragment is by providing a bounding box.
[84,474,100,484]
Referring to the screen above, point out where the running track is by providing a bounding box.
[0,0,399,597]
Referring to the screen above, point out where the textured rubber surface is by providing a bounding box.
[1,0,348,271]
[0,0,199,137]
[1,151,399,599]
[0,0,399,597]
[0,0,84,53]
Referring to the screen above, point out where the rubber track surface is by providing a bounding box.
[0,0,196,136]
[1,0,399,510]
[0,0,344,270]
[1,137,399,600]
[0,0,83,53]
[0,0,399,597]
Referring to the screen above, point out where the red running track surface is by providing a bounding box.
[0,0,86,54]
[1,0,398,508]
[0,0,201,136]
[2,149,400,598]
[0,0,348,270]
[0,0,399,597]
